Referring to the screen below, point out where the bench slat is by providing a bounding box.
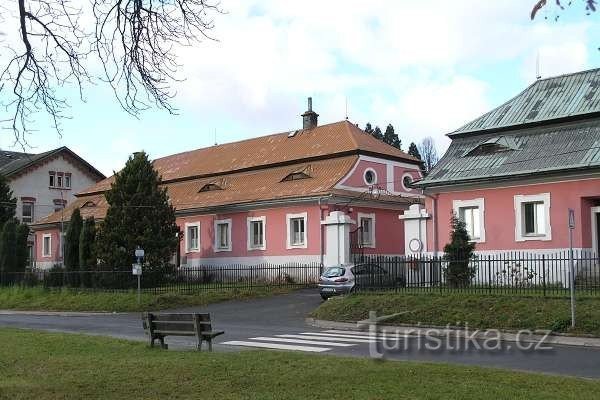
[153,330,197,336]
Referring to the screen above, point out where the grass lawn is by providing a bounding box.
[312,293,600,336]
[1,328,599,399]
[0,286,292,312]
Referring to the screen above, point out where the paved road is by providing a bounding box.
[1,289,600,379]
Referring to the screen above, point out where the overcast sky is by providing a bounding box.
[1,0,599,176]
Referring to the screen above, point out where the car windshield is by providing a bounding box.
[323,267,345,278]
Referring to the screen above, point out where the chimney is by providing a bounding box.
[301,97,319,130]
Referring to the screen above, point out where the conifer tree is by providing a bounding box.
[443,213,476,288]
[0,220,17,280]
[96,152,179,269]
[79,217,97,287]
[64,209,83,270]
[15,223,29,272]
[383,124,401,149]
[372,126,384,141]
[0,174,16,227]
[408,142,422,160]
[364,122,374,135]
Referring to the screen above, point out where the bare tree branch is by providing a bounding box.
[0,0,220,145]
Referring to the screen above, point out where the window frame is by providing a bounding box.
[452,198,485,243]
[64,174,71,189]
[49,172,56,188]
[21,201,34,223]
[42,233,52,257]
[363,168,378,185]
[514,193,551,242]
[357,212,376,248]
[184,222,201,253]
[247,216,266,251]
[214,218,232,252]
[286,212,308,249]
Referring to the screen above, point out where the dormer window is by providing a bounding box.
[464,136,519,157]
[199,179,226,193]
[81,201,96,208]
[281,165,312,182]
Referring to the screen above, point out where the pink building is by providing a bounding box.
[412,69,600,257]
[32,100,422,268]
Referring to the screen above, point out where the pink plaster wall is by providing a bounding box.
[178,205,324,259]
[425,178,600,252]
[339,160,388,188]
[393,166,422,194]
[347,206,405,254]
[35,229,62,263]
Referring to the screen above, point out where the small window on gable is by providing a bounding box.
[464,136,519,157]
[281,165,312,182]
[199,179,226,193]
[81,201,96,209]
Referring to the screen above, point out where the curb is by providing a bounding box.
[0,310,121,317]
[306,318,600,348]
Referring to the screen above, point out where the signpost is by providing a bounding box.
[568,209,576,329]
[133,247,145,304]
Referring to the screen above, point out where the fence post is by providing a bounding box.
[542,254,546,297]
[487,255,492,295]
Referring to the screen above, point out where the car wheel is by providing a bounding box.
[320,294,329,300]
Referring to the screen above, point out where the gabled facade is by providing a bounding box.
[32,101,423,268]
[412,68,600,257]
[0,147,105,264]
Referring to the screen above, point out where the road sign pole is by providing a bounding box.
[568,209,576,329]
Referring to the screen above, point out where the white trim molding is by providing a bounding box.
[184,222,201,253]
[452,198,486,243]
[42,233,52,257]
[214,218,232,252]
[514,193,552,242]
[286,212,308,249]
[357,212,376,248]
[247,216,266,251]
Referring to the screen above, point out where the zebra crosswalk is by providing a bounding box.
[220,329,388,353]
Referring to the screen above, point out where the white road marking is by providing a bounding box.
[220,340,330,352]
[299,332,387,340]
[277,334,378,343]
[249,337,355,347]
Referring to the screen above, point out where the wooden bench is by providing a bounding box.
[142,312,224,351]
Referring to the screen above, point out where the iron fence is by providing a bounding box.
[351,251,600,296]
[0,262,323,294]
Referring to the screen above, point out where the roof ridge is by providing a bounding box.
[536,66,600,82]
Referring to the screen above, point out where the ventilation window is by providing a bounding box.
[281,165,312,182]
[199,183,223,192]
[464,136,519,157]
[364,169,377,185]
[81,201,96,208]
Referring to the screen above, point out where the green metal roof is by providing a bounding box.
[451,68,600,136]
[416,119,600,188]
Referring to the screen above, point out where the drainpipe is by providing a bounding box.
[420,190,439,255]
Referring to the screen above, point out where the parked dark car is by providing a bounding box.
[318,263,405,299]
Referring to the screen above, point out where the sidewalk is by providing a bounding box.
[0,310,119,317]
[307,318,600,348]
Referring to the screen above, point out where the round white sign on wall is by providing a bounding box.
[409,238,423,253]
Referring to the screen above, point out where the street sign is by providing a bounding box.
[132,264,142,276]
[135,248,145,258]
[568,208,576,229]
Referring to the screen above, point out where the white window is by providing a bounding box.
[453,198,485,243]
[42,234,52,257]
[22,201,34,223]
[363,168,377,185]
[214,219,232,252]
[65,175,71,189]
[49,172,55,187]
[185,222,200,253]
[286,212,307,249]
[515,193,551,241]
[247,216,266,250]
[57,175,63,188]
[358,212,376,248]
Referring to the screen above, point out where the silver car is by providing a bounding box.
[318,263,403,300]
